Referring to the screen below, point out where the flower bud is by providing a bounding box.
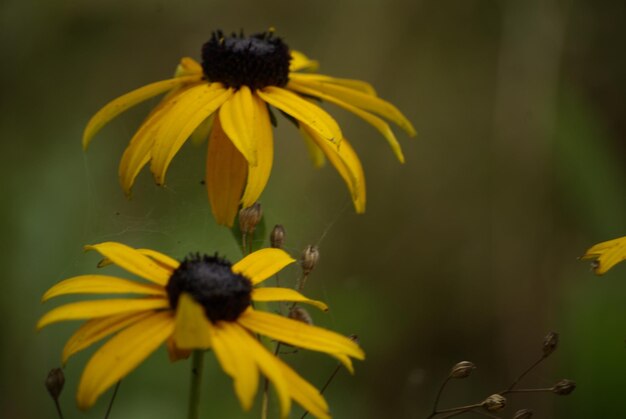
[483,394,506,412]
[301,245,320,276]
[289,307,313,325]
[45,368,65,400]
[513,409,534,419]
[270,224,286,249]
[449,361,476,379]
[542,331,559,357]
[552,379,576,395]
[239,202,263,234]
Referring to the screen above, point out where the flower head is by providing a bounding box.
[37,242,364,418]
[83,29,416,226]
[581,235,626,275]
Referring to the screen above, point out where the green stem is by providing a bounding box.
[188,350,205,419]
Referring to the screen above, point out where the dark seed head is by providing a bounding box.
[166,253,252,322]
[45,368,65,400]
[201,30,291,90]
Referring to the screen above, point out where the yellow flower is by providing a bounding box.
[581,235,626,275]
[37,242,364,418]
[83,30,416,226]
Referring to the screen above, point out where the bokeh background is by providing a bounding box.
[1,0,625,418]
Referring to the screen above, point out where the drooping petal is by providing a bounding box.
[150,83,233,186]
[219,86,259,166]
[287,76,416,137]
[300,126,366,213]
[331,353,355,374]
[241,93,274,207]
[85,242,171,285]
[118,83,199,194]
[252,288,328,311]
[82,75,201,149]
[231,323,291,417]
[37,298,169,330]
[289,81,405,162]
[174,57,203,77]
[257,87,342,143]
[166,337,192,362]
[274,356,331,419]
[581,236,626,275]
[231,248,295,285]
[76,311,174,410]
[290,50,319,72]
[290,72,376,95]
[172,293,212,349]
[209,321,259,411]
[62,311,153,364]
[301,128,326,168]
[41,275,165,302]
[206,118,248,227]
[238,309,365,360]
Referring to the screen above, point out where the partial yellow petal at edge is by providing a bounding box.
[41,275,165,302]
[581,235,626,275]
[232,248,295,285]
[290,50,319,72]
[252,288,328,311]
[275,357,330,419]
[77,311,174,410]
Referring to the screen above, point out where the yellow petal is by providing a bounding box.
[252,288,328,311]
[85,242,171,285]
[206,118,248,227]
[331,353,355,374]
[175,57,203,77]
[257,87,342,143]
[136,248,180,271]
[37,298,169,330]
[41,275,165,302]
[173,293,212,349]
[290,72,376,95]
[241,94,274,207]
[232,248,295,285]
[190,114,214,146]
[581,236,626,275]
[219,86,259,166]
[118,84,198,194]
[275,357,331,419]
[301,129,326,168]
[290,50,319,72]
[238,310,365,360]
[300,126,366,213]
[209,321,259,410]
[77,311,174,410]
[62,312,153,364]
[290,81,405,163]
[231,323,291,417]
[82,75,201,149]
[288,77,416,137]
[150,83,233,185]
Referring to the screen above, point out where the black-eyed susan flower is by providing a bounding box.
[37,242,364,418]
[83,29,416,226]
[581,235,626,275]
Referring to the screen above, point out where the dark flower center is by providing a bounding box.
[201,30,291,89]
[166,253,252,322]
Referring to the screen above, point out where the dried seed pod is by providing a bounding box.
[239,202,263,234]
[301,245,320,275]
[289,307,313,325]
[552,379,576,395]
[45,368,65,400]
[513,409,534,419]
[270,224,286,249]
[450,361,476,379]
[483,394,506,412]
[542,331,559,357]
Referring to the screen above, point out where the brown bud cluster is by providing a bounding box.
[270,224,286,249]
[513,409,534,419]
[552,379,576,395]
[239,202,263,234]
[483,394,506,412]
[289,307,313,325]
[45,368,65,400]
[449,361,476,379]
[300,245,320,276]
[542,331,559,357]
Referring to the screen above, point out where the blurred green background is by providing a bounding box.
[1,0,625,418]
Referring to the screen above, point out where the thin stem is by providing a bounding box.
[435,403,484,416]
[188,350,205,419]
[103,381,121,419]
[53,398,64,419]
[241,232,248,256]
[501,355,545,393]
[504,387,553,393]
[426,376,452,418]
[300,363,342,419]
